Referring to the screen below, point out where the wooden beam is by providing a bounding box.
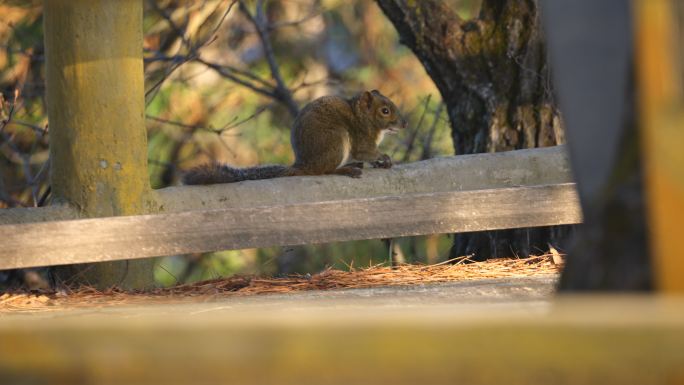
[0,183,581,269]
[0,146,573,225]
[0,295,682,385]
[635,0,684,292]
[43,0,154,288]
[44,0,151,215]
[155,145,574,213]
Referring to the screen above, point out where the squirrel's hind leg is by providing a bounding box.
[344,161,365,169]
[282,167,311,177]
[330,166,362,178]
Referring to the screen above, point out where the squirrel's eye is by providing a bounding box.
[381,107,390,115]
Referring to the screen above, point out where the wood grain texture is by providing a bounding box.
[0,146,573,225]
[0,183,581,269]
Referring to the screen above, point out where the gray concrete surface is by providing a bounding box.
[0,275,558,324]
[2,275,684,385]
[156,146,572,212]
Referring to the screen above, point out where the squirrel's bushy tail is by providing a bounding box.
[182,163,297,185]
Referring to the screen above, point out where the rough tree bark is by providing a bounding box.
[376,0,567,259]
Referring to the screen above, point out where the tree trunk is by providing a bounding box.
[376,0,567,259]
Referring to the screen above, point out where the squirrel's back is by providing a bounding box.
[293,95,355,134]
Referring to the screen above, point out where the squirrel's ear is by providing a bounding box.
[371,89,380,95]
[362,91,373,109]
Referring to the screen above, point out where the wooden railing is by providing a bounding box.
[0,1,585,287]
[0,146,581,270]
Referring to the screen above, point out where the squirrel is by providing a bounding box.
[182,90,407,185]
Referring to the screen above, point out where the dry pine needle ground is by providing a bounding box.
[0,254,562,313]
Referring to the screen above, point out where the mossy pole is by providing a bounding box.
[44,0,155,289]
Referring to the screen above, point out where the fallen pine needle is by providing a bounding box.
[0,254,562,313]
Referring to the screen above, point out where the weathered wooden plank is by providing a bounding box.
[0,146,574,226]
[0,183,581,269]
[0,295,683,385]
[156,145,574,213]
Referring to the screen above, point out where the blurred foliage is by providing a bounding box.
[0,0,480,286]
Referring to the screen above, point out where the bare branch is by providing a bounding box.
[207,0,239,43]
[11,120,48,135]
[239,0,299,117]
[147,0,193,50]
[146,115,218,132]
[268,9,324,30]
[402,95,431,162]
[145,1,237,102]
[145,57,190,102]
[145,53,274,90]
[146,106,265,135]
[146,0,301,117]
[421,102,444,160]
[195,57,278,99]
[0,89,19,136]
[222,106,268,131]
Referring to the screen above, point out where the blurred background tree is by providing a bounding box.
[377,0,570,260]
[0,0,567,287]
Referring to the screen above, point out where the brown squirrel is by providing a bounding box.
[183,90,407,184]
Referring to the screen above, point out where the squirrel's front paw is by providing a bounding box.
[371,154,393,169]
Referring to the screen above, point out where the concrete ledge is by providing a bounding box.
[0,146,572,224]
[155,145,573,212]
[0,292,682,385]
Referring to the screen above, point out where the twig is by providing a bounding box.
[147,0,194,49]
[145,1,237,102]
[268,9,324,30]
[0,89,19,136]
[147,106,265,135]
[148,53,276,90]
[401,94,431,162]
[195,57,278,99]
[147,114,231,134]
[420,102,444,160]
[239,0,299,117]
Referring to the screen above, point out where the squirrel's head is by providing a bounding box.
[358,90,407,135]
